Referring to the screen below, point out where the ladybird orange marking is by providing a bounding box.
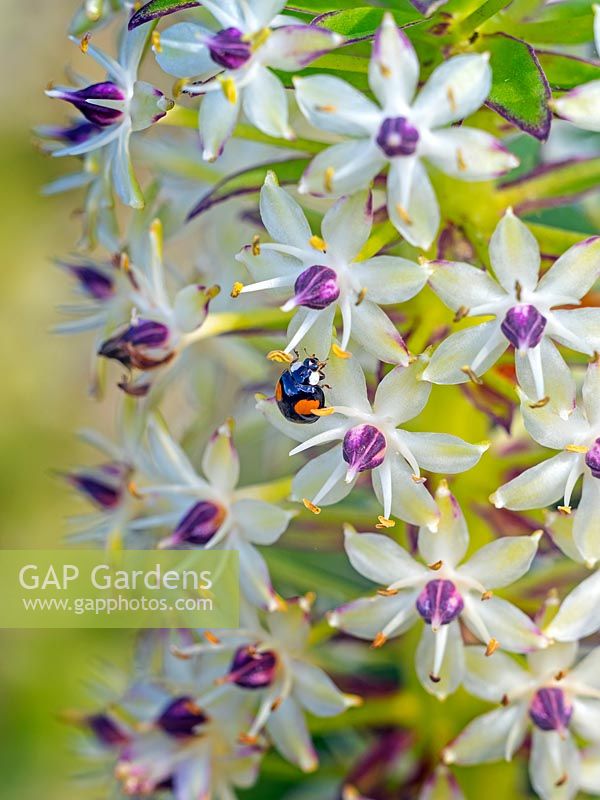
[294,399,320,416]
[275,381,283,401]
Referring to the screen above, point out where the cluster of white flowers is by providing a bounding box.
[43,1,600,799]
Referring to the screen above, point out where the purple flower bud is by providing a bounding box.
[225,645,278,689]
[585,439,600,479]
[172,501,226,546]
[68,463,129,510]
[290,265,340,310]
[68,264,115,300]
[416,580,464,629]
[501,305,547,351]
[343,425,387,480]
[529,688,573,733]
[376,117,420,157]
[208,28,252,70]
[42,120,102,144]
[87,713,130,746]
[52,82,126,127]
[98,319,172,370]
[157,697,209,739]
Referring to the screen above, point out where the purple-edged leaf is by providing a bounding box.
[314,6,420,38]
[480,33,551,141]
[128,0,199,30]
[187,158,309,220]
[537,51,600,91]
[499,156,600,213]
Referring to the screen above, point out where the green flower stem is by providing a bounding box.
[309,691,421,732]
[235,476,293,503]
[184,308,291,344]
[498,157,600,209]
[455,0,512,38]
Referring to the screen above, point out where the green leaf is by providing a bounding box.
[499,156,600,213]
[537,51,600,91]
[128,0,199,29]
[480,33,551,140]
[506,2,595,44]
[315,6,421,37]
[187,158,310,220]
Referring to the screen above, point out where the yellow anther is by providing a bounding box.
[557,505,572,515]
[151,30,162,53]
[267,349,294,364]
[219,76,237,104]
[376,515,395,529]
[316,104,337,113]
[515,280,523,301]
[250,27,271,51]
[332,343,352,359]
[311,406,335,416]
[565,444,588,453]
[324,166,335,193]
[231,281,244,298]
[127,481,142,500]
[529,396,550,409]
[447,86,457,113]
[206,284,220,300]
[485,638,499,657]
[170,645,193,660]
[555,774,568,788]
[355,288,367,306]
[251,234,261,255]
[481,590,493,601]
[270,696,283,712]
[555,670,567,681]
[254,392,267,401]
[457,148,467,172]
[80,33,91,54]
[303,591,317,609]
[309,234,327,251]
[274,593,288,611]
[501,693,510,706]
[379,63,392,78]
[411,474,426,484]
[461,365,483,385]
[303,498,321,515]
[371,632,387,648]
[453,305,470,321]
[119,252,131,272]
[238,733,259,746]
[345,693,363,707]
[395,204,413,225]
[172,78,189,98]
[428,560,443,571]
[342,787,361,800]
[377,587,399,596]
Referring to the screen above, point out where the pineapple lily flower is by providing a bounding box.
[154,0,342,160]
[444,641,600,800]
[137,417,294,611]
[294,13,518,250]
[46,23,173,207]
[173,598,359,773]
[552,5,600,132]
[260,355,488,529]
[491,359,600,565]
[233,174,426,363]
[424,210,600,404]
[329,483,545,699]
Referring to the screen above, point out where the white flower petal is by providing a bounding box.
[261,25,341,71]
[199,0,243,28]
[465,594,546,653]
[243,66,292,138]
[259,171,312,248]
[173,284,212,333]
[286,304,336,361]
[266,695,318,772]
[551,308,600,354]
[516,338,578,418]
[258,395,341,443]
[583,359,600,427]
[491,451,581,511]
[250,0,287,29]
[444,705,528,765]
[292,660,352,717]
[329,590,420,640]
[529,730,580,800]
[147,418,201,486]
[568,644,600,691]
[155,22,214,78]
[418,482,469,568]
[326,351,371,412]
[423,321,507,384]
[427,260,505,312]
[111,127,143,208]
[353,255,428,304]
[398,431,487,474]
[236,245,303,282]
[233,498,293,545]
[574,477,600,567]
[374,357,431,424]
[350,299,410,365]
[234,533,278,610]
[415,620,465,699]
[425,127,518,181]
[536,235,600,301]
[373,454,440,529]
[173,751,212,800]
[489,209,541,293]
[459,533,541,589]
[464,645,531,703]
[300,140,385,197]
[553,80,600,132]
[202,423,239,493]
[322,190,373,264]
[527,641,578,678]
[343,525,426,585]
[580,748,600,796]
[545,570,600,641]
[294,75,381,137]
[412,53,491,128]
[387,157,440,250]
[291,444,354,507]
[521,396,587,452]
[571,698,600,743]
[368,12,418,109]
[199,88,240,161]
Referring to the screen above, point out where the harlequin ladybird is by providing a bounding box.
[275,356,327,424]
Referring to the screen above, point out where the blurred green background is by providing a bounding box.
[0,2,131,797]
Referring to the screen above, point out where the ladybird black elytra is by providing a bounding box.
[275,356,327,424]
